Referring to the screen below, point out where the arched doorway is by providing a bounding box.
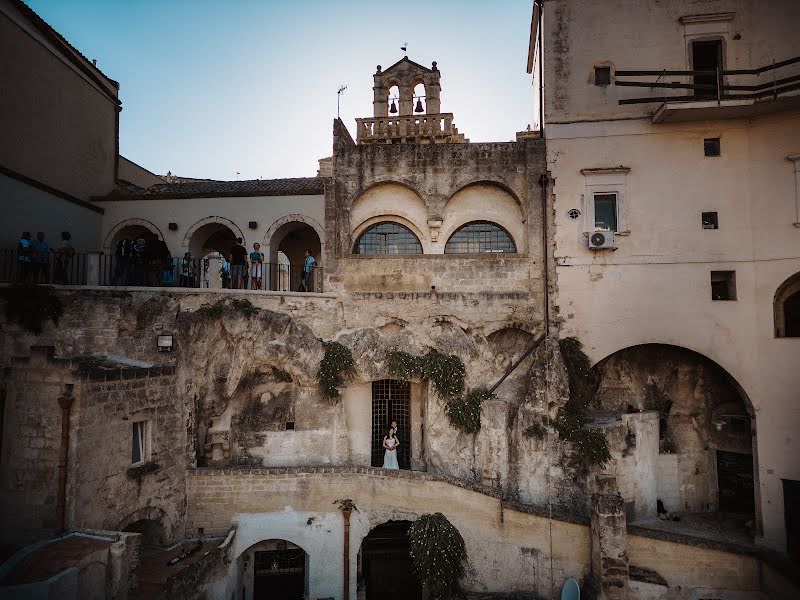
[267,220,322,292]
[241,539,308,600]
[104,219,164,251]
[123,518,167,546]
[371,379,411,469]
[592,344,757,520]
[188,222,238,259]
[358,521,422,600]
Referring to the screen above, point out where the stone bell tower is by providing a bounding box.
[355,57,468,144]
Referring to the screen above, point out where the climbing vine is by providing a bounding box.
[317,341,356,399]
[0,284,63,334]
[407,513,467,600]
[388,348,490,433]
[551,337,610,467]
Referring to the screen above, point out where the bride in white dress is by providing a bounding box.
[382,427,400,469]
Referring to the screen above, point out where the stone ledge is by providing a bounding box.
[187,465,589,526]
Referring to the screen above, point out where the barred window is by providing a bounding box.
[444,221,516,254]
[353,222,423,255]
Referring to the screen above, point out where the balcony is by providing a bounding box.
[355,112,468,144]
[614,55,800,123]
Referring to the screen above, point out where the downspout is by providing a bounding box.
[342,508,352,600]
[538,0,545,140]
[56,385,74,533]
[541,172,550,332]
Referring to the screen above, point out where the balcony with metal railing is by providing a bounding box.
[613,55,800,123]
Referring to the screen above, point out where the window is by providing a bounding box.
[594,193,618,232]
[131,420,151,465]
[444,221,516,254]
[692,40,723,98]
[774,272,800,337]
[353,222,423,255]
[594,66,611,86]
[704,138,721,157]
[711,271,736,301]
[702,212,719,229]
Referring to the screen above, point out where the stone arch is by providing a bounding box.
[263,214,326,262]
[263,215,324,291]
[774,270,800,337]
[117,505,173,545]
[590,343,760,528]
[448,179,523,208]
[181,216,246,250]
[356,520,422,598]
[440,182,525,253]
[103,218,164,251]
[350,179,427,208]
[236,538,310,599]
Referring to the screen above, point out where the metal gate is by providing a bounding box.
[371,380,411,469]
[717,450,754,514]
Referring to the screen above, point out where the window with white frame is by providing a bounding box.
[131,420,151,465]
[581,168,629,234]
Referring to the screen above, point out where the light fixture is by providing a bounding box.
[249,221,258,229]
[157,334,174,352]
[712,420,726,431]
[168,222,178,231]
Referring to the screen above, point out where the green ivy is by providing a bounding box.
[408,513,467,600]
[0,284,63,334]
[388,349,488,433]
[317,341,356,399]
[552,337,611,467]
[445,388,492,434]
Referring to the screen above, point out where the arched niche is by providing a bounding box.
[117,505,173,545]
[264,216,323,291]
[440,183,525,253]
[237,538,309,600]
[182,216,246,258]
[350,182,430,251]
[774,271,800,337]
[103,218,164,251]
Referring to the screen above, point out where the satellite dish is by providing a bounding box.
[561,577,580,600]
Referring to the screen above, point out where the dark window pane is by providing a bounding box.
[594,194,618,231]
[354,222,422,255]
[444,221,516,254]
[785,291,800,337]
[132,423,141,463]
[595,66,611,86]
[692,40,722,98]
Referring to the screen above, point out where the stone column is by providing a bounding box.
[591,487,630,600]
[207,254,222,289]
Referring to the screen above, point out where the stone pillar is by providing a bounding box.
[425,82,441,114]
[591,482,630,600]
[207,254,222,289]
[398,85,414,116]
[86,250,102,286]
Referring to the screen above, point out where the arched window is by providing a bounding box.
[353,222,423,255]
[775,272,800,337]
[444,221,517,254]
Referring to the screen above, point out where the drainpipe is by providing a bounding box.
[541,172,550,333]
[56,386,74,533]
[342,508,352,600]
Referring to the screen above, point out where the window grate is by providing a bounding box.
[444,221,516,254]
[354,222,422,255]
[371,379,411,469]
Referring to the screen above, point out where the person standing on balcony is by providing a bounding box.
[131,237,147,286]
[111,237,133,285]
[54,231,74,284]
[249,242,264,290]
[16,231,34,283]
[32,232,50,283]
[179,252,196,287]
[229,238,248,289]
[299,249,316,292]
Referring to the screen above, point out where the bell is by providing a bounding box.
[389,100,397,114]
[415,99,424,113]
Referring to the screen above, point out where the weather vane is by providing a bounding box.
[337,85,347,119]
[401,42,408,56]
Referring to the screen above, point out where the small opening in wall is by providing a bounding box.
[711,271,736,301]
[704,138,721,157]
[702,212,719,229]
[594,66,611,86]
[567,208,581,220]
[285,421,295,430]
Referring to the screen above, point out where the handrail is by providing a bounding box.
[488,334,545,395]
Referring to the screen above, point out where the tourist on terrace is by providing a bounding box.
[249,243,264,290]
[17,231,33,283]
[112,237,134,285]
[382,426,400,470]
[131,237,148,286]
[179,252,196,288]
[229,238,248,289]
[32,231,50,283]
[54,231,74,285]
[298,249,316,292]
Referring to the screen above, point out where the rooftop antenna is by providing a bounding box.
[236,171,240,180]
[337,85,347,119]
[401,42,408,56]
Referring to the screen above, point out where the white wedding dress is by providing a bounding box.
[382,436,399,469]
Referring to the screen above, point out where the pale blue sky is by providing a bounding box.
[28,0,536,180]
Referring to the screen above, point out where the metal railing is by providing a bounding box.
[0,249,87,285]
[614,55,800,105]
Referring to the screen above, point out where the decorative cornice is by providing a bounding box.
[679,12,735,25]
[580,167,631,176]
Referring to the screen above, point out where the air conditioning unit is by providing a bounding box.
[588,230,615,250]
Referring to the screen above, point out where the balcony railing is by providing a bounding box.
[355,112,467,143]
[0,249,323,293]
[614,55,800,105]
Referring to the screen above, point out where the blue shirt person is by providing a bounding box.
[299,250,316,292]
